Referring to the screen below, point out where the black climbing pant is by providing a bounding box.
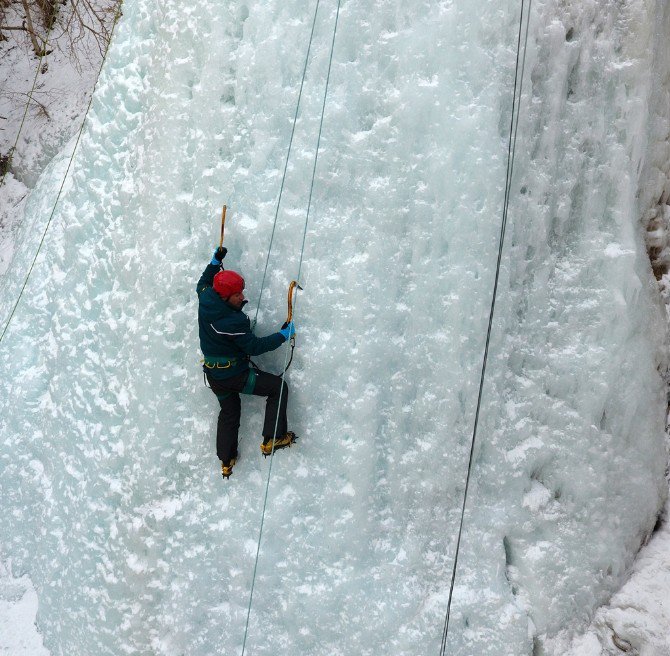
[206,369,289,464]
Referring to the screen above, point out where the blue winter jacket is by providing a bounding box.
[196,263,286,380]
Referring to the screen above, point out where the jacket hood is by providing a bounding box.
[199,287,241,324]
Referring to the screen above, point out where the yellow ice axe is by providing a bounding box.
[285,280,303,325]
[282,280,303,372]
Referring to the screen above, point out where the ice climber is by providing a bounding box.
[197,246,297,479]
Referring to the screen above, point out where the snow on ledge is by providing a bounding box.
[545,504,670,656]
[0,562,51,656]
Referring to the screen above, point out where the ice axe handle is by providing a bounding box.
[286,280,303,324]
[219,205,227,248]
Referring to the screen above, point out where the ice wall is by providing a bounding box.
[0,0,668,655]
[459,1,670,652]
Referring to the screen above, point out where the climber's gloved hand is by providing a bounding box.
[211,246,227,265]
[279,321,296,341]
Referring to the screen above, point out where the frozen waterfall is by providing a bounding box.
[0,0,669,654]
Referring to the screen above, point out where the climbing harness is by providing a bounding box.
[438,1,533,654]
[241,1,341,654]
[202,356,237,369]
[0,2,124,344]
[242,368,257,395]
[202,364,256,397]
[212,369,257,399]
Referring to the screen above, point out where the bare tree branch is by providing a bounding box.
[2,0,120,66]
[19,0,47,55]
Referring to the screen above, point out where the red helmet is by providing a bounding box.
[213,270,245,299]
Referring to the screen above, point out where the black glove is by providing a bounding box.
[211,247,227,265]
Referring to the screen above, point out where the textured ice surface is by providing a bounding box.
[0,0,668,655]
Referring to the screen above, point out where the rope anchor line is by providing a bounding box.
[241,1,342,654]
[0,2,124,346]
[439,0,533,653]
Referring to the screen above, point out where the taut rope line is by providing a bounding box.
[439,0,533,653]
[252,0,323,330]
[241,1,341,653]
[0,2,124,345]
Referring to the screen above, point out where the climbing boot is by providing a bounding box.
[260,432,297,457]
[221,457,237,480]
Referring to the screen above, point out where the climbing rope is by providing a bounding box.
[0,2,124,345]
[252,0,323,330]
[0,4,61,189]
[438,1,532,653]
[241,1,341,653]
